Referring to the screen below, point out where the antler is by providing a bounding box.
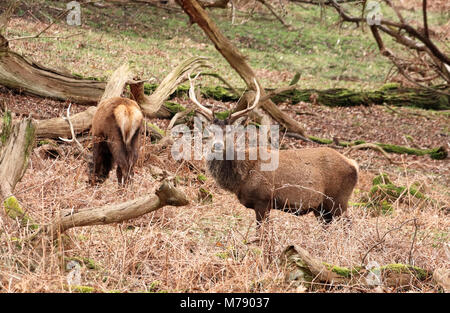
[188,72,214,120]
[189,74,261,123]
[59,103,90,161]
[229,78,260,123]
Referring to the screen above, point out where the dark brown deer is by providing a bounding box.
[188,75,358,225]
[89,65,144,185]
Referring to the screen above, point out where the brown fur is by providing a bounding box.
[207,146,358,224]
[89,97,143,185]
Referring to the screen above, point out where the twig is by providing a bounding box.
[8,8,71,42]
[408,218,418,265]
[256,0,296,30]
[422,0,429,39]
[362,218,416,264]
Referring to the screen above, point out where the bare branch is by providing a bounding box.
[8,8,71,42]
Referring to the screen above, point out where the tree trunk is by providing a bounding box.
[177,0,307,136]
[0,113,36,199]
[0,113,37,228]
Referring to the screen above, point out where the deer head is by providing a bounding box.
[188,73,261,156]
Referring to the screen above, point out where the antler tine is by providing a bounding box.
[188,72,214,121]
[229,78,260,122]
[59,103,90,161]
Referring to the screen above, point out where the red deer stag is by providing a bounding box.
[89,65,144,185]
[188,75,358,225]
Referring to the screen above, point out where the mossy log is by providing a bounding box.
[281,245,438,290]
[272,84,450,110]
[144,82,449,110]
[306,136,447,160]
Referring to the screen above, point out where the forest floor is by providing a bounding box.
[0,1,449,293]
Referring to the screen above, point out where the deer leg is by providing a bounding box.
[126,130,141,180]
[91,141,112,185]
[108,141,129,185]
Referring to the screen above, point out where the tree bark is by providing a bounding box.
[177,0,307,136]
[0,114,36,199]
[0,114,37,228]
[34,106,96,139]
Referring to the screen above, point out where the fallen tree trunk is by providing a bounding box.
[302,136,448,160]
[281,245,442,290]
[0,36,105,104]
[34,106,96,139]
[0,35,208,117]
[273,84,450,110]
[145,83,450,110]
[43,179,189,240]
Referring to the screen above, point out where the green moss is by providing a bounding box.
[380,83,400,91]
[198,187,213,204]
[216,251,229,259]
[428,146,448,160]
[323,263,363,278]
[375,143,447,159]
[372,173,392,186]
[38,140,51,146]
[71,285,95,293]
[379,264,429,281]
[143,83,158,95]
[163,101,185,114]
[202,86,236,102]
[147,122,165,136]
[308,136,333,144]
[66,257,100,270]
[1,111,12,145]
[197,174,207,182]
[214,110,230,120]
[379,200,394,215]
[3,196,38,230]
[306,135,447,160]
[370,183,426,200]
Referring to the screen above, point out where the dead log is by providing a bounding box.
[43,179,189,239]
[34,106,96,139]
[0,34,208,119]
[281,245,437,290]
[177,0,307,136]
[0,35,105,104]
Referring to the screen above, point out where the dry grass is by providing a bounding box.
[0,110,448,292]
[0,0,449,293]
